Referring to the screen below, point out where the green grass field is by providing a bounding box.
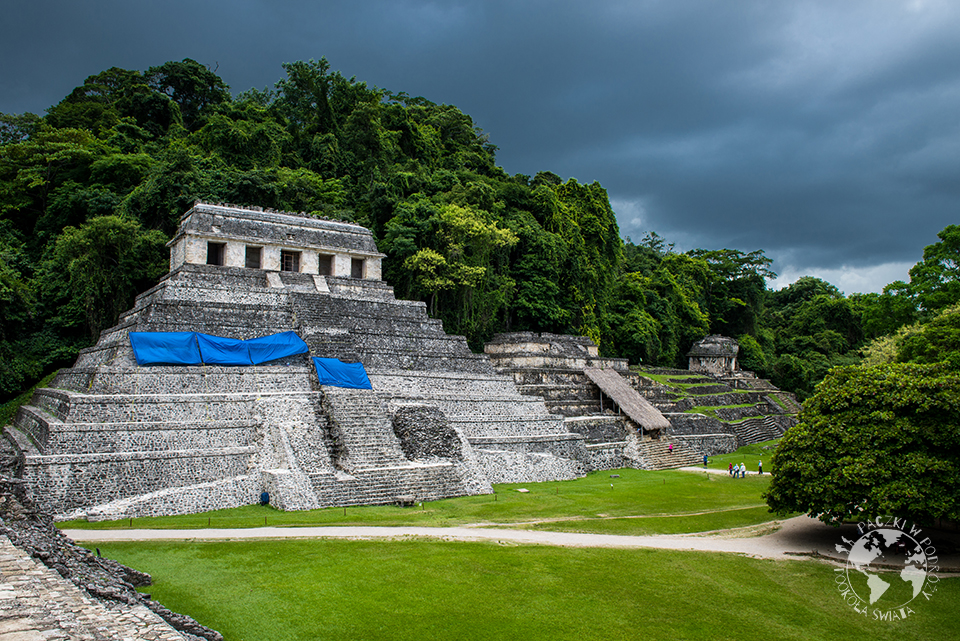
[94,538,958,641]
[71,444,958,641]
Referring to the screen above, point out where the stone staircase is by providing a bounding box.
[728,415,792,448]
[320,387,409,471]
[631,439,703,470]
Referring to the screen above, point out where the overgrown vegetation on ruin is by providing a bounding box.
[5,59,960,404]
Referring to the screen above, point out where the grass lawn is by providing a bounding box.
[61,467,780,536]
[93,538,959,641]
[70,442,956,640]
[705,439,782,474]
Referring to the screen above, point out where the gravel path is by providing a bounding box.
[63,514,960,569]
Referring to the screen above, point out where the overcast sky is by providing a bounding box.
[3,0,958,293]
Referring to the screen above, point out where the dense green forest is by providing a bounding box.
[2,58,959,405]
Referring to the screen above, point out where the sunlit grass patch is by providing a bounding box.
[90,538,960,641]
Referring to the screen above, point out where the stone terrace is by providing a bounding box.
[0,536,189,641]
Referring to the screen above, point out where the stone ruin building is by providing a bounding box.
[5,203,599,520]
[484,333,702,469]
[687,335,739,376]
[638,335,799,452]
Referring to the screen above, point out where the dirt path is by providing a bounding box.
[63,514,960,569]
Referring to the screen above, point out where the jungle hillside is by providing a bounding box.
[2,58,958,406]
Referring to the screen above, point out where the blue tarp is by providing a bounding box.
[130,332,203,366]
[196,333,252,366]
[130,331,309,366]
[247,331,309,364]
[312,357,373,389]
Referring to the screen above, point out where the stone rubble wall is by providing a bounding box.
[671,434,738,456]
[662,412,734,437]
[473,449,585,484]
[582,443,625,470]
[563,415,630,443]
[0,472,222,641]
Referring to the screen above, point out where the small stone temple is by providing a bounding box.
[7,203,598,520]
[687,335,740,376]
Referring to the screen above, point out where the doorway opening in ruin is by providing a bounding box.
[351,258,364,279]
[245,246,262,269]
[206,242,225,266]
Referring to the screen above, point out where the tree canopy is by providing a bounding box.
[765,362,960,525]
[2,57,960,408]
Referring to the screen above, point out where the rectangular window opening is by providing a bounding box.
[281,250,301,273]
[206,242,225,266]
[318,254,333,276]
[245,246,262,269]
[351,258,365,279]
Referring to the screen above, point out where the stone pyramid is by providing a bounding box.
[8,203,587,519]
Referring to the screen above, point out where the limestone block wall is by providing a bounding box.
[662,412,734,437]
[563,415,629,442]
[583,443,625,470]
[672,434,738,456]
[473,449,585,484]
[78,475,262,521]
[20,449,256,515]
[469,431,586,454]
[308,463,481,505]
[371,371,569,439]
[485,332,601,358]
[52,366,315,396]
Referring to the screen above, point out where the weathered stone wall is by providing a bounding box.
[0,470,222,640]
[473,449,585,484]
[672,434,738,456]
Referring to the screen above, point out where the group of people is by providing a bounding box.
[727,460,763,477]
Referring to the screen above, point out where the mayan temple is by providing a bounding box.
[8,203,605,520]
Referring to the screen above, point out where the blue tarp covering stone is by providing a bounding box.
[247,331,309,364]
[130,331,309,366]
[312,357,373,389]
[196,333,252,366]
[130,332,202,366]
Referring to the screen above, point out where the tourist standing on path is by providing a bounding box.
[728,463,734,476]
[758,459,763,475]
[703,454,708,468]
[740,463,746,478]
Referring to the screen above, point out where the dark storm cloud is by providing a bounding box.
[3,0,958,293]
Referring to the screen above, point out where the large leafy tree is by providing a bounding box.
[765,362,960,525]
[907,224,960,316]
[145,59,230,131]
[40,216,167,341]
[764,277,865,400]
